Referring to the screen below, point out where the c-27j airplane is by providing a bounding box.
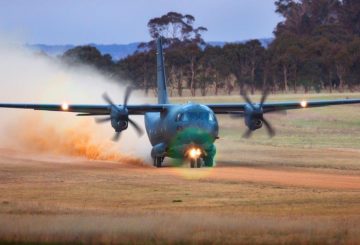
[1,37,360,168]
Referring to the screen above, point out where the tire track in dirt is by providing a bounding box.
[1,148,359,190]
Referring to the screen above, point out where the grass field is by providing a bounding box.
[0,93,359,244]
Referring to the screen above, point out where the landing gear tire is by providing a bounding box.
[196,158,202,168]
[190,159,196,168]
[190,158,202,168]
[153,157,163,168]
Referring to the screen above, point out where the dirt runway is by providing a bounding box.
[1,148,359,190]
[200,165,360,190]
[0,148,359,244]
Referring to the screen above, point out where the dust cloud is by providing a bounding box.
[0,36,151,165]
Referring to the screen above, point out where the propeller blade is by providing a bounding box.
[123,86,133,107]
[95,117,112,124]
[241,90,255,109]
[102,92,116,107]
[112,132,121,142]
[262,118,276,138]
[260,89,269,106]
[128,118,144,137]
[242,129,253,139]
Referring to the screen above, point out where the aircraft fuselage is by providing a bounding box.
[145,103,219,160]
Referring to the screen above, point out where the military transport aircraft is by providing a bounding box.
[1,38,360,168]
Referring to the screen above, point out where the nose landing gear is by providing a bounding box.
[190,158,202,168]
[187,147,203,168]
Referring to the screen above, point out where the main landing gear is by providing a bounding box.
[153,156,164,168]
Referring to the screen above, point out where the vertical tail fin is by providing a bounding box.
[156,37,169,104]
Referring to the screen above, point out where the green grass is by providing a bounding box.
[167,92,360,104]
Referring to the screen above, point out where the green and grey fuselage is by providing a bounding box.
[144,38,218,161]
[145,104,218,160]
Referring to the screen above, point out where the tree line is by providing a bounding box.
[61,0,360,96]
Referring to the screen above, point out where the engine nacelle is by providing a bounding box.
[110,106,129,132]
[245,118,263,131]
[238,90,276,138]
[98,88,144,141]
[112,119,128,132]
[244,104,263,131]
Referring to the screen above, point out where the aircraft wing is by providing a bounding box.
[1,99,360,115]
[207,99,360,114]
[0,103,167,115]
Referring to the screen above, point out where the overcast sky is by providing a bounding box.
[0,0,282,45]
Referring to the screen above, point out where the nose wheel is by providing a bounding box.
[190,158,202,168]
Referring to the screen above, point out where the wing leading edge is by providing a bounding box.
[0,103,168,115]
[0,98,359,115]
[207,99,360,114]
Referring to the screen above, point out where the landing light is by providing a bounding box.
[61,102,69,111]
[300,100,308,108]
[188,148,201,159]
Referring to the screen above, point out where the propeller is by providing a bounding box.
[231,89,285,138]
[95,86,144,141]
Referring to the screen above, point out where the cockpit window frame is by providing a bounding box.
[176,111,216,122]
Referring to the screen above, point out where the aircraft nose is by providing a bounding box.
[178,121,218,141]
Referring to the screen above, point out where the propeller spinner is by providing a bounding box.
[95,86,144,141]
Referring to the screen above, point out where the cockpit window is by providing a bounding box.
[177,113,190,122]
[177,112,215,122]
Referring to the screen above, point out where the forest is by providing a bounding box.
[61,0,360,96]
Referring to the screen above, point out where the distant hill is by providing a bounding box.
[27,42,141,60]
[27,38,273,60]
